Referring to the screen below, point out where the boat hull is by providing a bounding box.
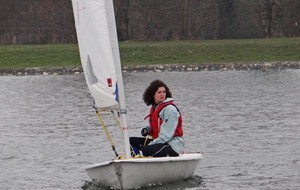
[85,153,202,189]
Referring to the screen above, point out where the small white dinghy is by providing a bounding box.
[85,153,202,189]
[71,0,202,189]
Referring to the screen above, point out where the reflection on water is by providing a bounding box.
[82,175,205,190]
[0,70,300,190]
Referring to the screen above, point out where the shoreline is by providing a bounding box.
[0,61,299,76]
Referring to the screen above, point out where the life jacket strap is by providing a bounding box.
[144,114,151,120]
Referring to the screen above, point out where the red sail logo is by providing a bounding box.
[107,78,112,87]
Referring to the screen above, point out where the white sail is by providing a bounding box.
[72,0,131,157]
[72,0,118,109]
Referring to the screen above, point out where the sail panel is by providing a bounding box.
[72,0,118,109]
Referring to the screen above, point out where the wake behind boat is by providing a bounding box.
[71,0,202,189]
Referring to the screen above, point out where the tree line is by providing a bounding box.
[0,0,299,44]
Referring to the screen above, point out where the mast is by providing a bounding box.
[106,0,131,158]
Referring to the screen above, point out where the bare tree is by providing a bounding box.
[1,0,300,44]
[114,0,130,41]
[258,0,282,38]
[279,0,300,37]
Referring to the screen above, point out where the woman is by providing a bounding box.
[130,80,184,157]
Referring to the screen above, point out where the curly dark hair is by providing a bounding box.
[143,80,172,106]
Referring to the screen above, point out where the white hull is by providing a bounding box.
[85,153,202,189]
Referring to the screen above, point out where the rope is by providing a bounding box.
[93,107,148,158]
[111,110,123,131]
[112,110,137,157]
[94,108,119,157]
[144,136,150,146]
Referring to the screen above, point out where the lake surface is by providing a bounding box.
[1,70,299,190]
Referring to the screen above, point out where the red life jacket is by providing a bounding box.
[145,101,183,139]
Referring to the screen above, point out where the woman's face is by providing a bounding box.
[154,86,166,104]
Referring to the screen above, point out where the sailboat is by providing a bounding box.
[71,0,202,189]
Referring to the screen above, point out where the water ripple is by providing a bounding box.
[1,70,300,189]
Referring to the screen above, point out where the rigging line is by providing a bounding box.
[94,108,137,158]
[144,136,151,146]
[95,109,119,157]
[111,110,138,157]
[111,110,123,131]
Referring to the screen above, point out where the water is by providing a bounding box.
[1,70,299,190]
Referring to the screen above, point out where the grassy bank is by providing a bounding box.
[0,38,300,68]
